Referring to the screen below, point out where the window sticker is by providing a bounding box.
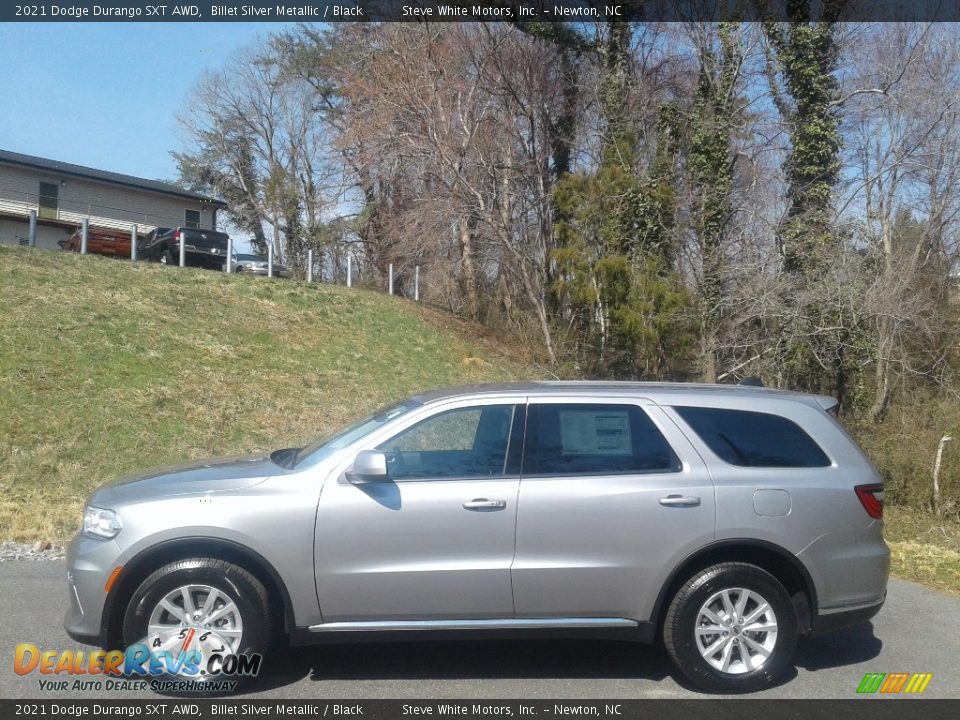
[559,410,632,456]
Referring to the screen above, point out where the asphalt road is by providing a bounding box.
[1,561,957,699]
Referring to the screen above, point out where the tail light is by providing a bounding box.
[855,483,884,519]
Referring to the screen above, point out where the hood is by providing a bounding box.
[90,453,282,507]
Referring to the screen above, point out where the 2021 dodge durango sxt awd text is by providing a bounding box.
[65,382,889,692]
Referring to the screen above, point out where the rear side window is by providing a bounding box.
[673,407,830,468]
[523,404,680,475]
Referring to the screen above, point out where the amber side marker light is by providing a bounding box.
[104,566,123,593]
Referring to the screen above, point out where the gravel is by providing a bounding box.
[0,541,66,562]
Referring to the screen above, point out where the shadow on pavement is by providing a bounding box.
[793,622,883,671]
[246,624,882,695]
[250,639,673,692]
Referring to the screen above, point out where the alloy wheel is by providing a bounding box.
[694,587,778,674]
[146,584,243,657]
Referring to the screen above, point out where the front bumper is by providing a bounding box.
[238,266,269,276]
[239,265,292,277]
[63,533,124,647]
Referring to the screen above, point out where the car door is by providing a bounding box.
[313,402,524,623]
[511,397,716,622]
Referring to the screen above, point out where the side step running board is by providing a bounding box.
[308,617,639,633]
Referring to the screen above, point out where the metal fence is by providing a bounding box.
[13,207,422,301]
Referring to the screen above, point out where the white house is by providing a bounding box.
[0,149,225,251]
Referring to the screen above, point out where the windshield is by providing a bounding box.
[292,400,421,468]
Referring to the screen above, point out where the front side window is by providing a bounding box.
[523,403,680,476]
[673,406,830,468]
[378,405,517,480]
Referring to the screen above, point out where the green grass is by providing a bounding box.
[884,505,960,595]
[0,247,533,543]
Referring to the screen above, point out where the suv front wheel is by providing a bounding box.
[662,562,798,693]
[122,558,272,682]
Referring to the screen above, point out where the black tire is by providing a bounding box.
[662,562,798,693]
[159,248,177,265]
[122,558,272,684]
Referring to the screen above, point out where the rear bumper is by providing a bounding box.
[796,525,890,612]
[184,249,227,264]
[182,244,227,257]
[811,594,885,635]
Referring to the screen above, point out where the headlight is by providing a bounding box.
[83,506,122,540]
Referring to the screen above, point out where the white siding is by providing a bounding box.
[0,218,69,251]
[0,163,217,235]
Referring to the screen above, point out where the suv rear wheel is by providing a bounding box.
[662,562,798,693]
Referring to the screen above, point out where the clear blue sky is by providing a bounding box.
[0,22,294,183]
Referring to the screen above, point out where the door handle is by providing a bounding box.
[659,495,701,508]
[463,498,507,510]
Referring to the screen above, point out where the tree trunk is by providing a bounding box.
[702,333,718,383]
[458,217,480,321]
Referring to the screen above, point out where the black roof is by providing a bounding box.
[0,149,226,207]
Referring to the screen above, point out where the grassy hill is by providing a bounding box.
[0,247,533,543]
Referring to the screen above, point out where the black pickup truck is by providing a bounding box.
[140,227,230,270]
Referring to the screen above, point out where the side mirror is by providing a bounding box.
[347,450,389,483]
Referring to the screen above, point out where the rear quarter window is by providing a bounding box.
[673,406,830,468]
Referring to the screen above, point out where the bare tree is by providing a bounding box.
[176,45,336,273]
[841,23,960,419]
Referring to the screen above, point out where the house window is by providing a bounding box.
[184,209,201,229]
[38,182,59,220]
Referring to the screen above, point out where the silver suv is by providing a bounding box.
[65,382,889,692]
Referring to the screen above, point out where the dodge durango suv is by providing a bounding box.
[65,382,889,692]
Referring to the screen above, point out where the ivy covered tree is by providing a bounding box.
[764,2,844,275]
[763,1,851,399]
[688,23,744,382]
